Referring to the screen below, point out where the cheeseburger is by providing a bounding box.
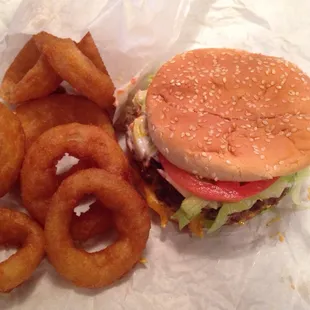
[126,48,310,234]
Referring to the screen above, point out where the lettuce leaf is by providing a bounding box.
[147,74,155,86]
[171,196,209,229]
[207,174,295,233]
[171,165,310,234]
[132,90,147,112]
[291,167,310,208]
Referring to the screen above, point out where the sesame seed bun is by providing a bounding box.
[146,48,310,181]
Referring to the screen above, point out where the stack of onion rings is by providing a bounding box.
[0,104,25,197]
[0,38,61,104]
[45,168,150,288]
[0,32,113,106]
[0,208,45,292]
[16,93,115,150]
[0,30,152,292]
[34,32,115,110]
[21,123,129,241]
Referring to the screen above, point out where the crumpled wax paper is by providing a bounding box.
[1,0,310,309]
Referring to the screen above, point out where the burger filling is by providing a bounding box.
[126,88,307,234]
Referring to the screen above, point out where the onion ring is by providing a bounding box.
[21,123,129,240]
[77,32,109,76]
[0,104,25,197]
[0,37,62,104]
[15,93,114,150]
[34,32,115,110]
[70,201,113,242]
[45,168,150,288]
[0,32,111,105]
[0,208,45,292]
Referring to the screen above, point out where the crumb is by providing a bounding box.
[139,258,148,264]
[278,232,285,242]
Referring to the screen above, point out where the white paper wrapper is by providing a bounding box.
[1,0,310,309]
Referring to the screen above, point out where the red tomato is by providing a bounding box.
[159,154,279,202]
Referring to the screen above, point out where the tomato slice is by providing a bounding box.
[158,154,279,202]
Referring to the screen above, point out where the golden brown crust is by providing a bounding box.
[0,38,61,104]
[21,123,129,225]
[0,104,25,197]
[0,32,112,105]
[34,32,115,110]
[147,48,310,181]
[77,32,109,76]
[0,208,45,292]
[16,93,114,150]
[45,168,150,288]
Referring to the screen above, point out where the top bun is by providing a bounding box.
[146,48,310,181]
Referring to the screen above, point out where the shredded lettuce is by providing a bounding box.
[291,167,310,208]
[172,173,298,234]
[207,174,295,233]
[132,90,147,112]
[204,219,215,229]
[147,74,155,86]
[171,196,210,229]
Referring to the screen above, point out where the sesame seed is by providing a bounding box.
[226,160,231,165]
[202,152,207,157]
[307,127,310,132]
[260,155,265,160]
[279,161,284,165]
